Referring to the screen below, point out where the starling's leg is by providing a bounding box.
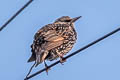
[44,60,50,75]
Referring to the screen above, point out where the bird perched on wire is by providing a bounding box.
[28,16,81,74]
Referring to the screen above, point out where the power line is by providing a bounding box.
[24,27,120,80]
[25,62,36,79]
[0,0,34,32]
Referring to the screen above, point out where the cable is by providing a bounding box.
[25,61,36,79]
[0,0,34,32]
[24,27,120,80]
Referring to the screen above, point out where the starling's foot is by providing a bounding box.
[45,66,50,75]
[44,61,50,75]
[57,54,66,65]
[60,57,66,65]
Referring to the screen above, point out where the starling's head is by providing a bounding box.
[54,16,82,23]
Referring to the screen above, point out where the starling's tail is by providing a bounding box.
[28,53,36,62]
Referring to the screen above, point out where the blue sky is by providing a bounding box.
[0,0,120,80]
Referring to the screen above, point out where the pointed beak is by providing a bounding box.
[71,16,82,22]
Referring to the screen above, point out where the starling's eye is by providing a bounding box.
[64,20,71,22]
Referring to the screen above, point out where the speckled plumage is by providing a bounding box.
[28,16,81,67]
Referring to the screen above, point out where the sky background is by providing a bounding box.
[0,0,120,80]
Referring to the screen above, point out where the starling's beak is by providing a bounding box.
[71,16,82,23]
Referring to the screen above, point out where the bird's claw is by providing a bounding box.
[44,61,50,75]
[45,67,50,75]
[60,57,66,65]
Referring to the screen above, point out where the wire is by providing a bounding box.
[25,61,36,79]
[0,0,34,32]
[24,27,120,80]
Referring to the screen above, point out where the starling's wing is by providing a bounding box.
[28,23,69,65]
[38,35,64,62]
[28,24,56,63]
[35,35,65,67]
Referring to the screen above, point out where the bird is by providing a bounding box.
[28,16,81,73]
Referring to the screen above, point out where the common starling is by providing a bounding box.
[28,16,81,73]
